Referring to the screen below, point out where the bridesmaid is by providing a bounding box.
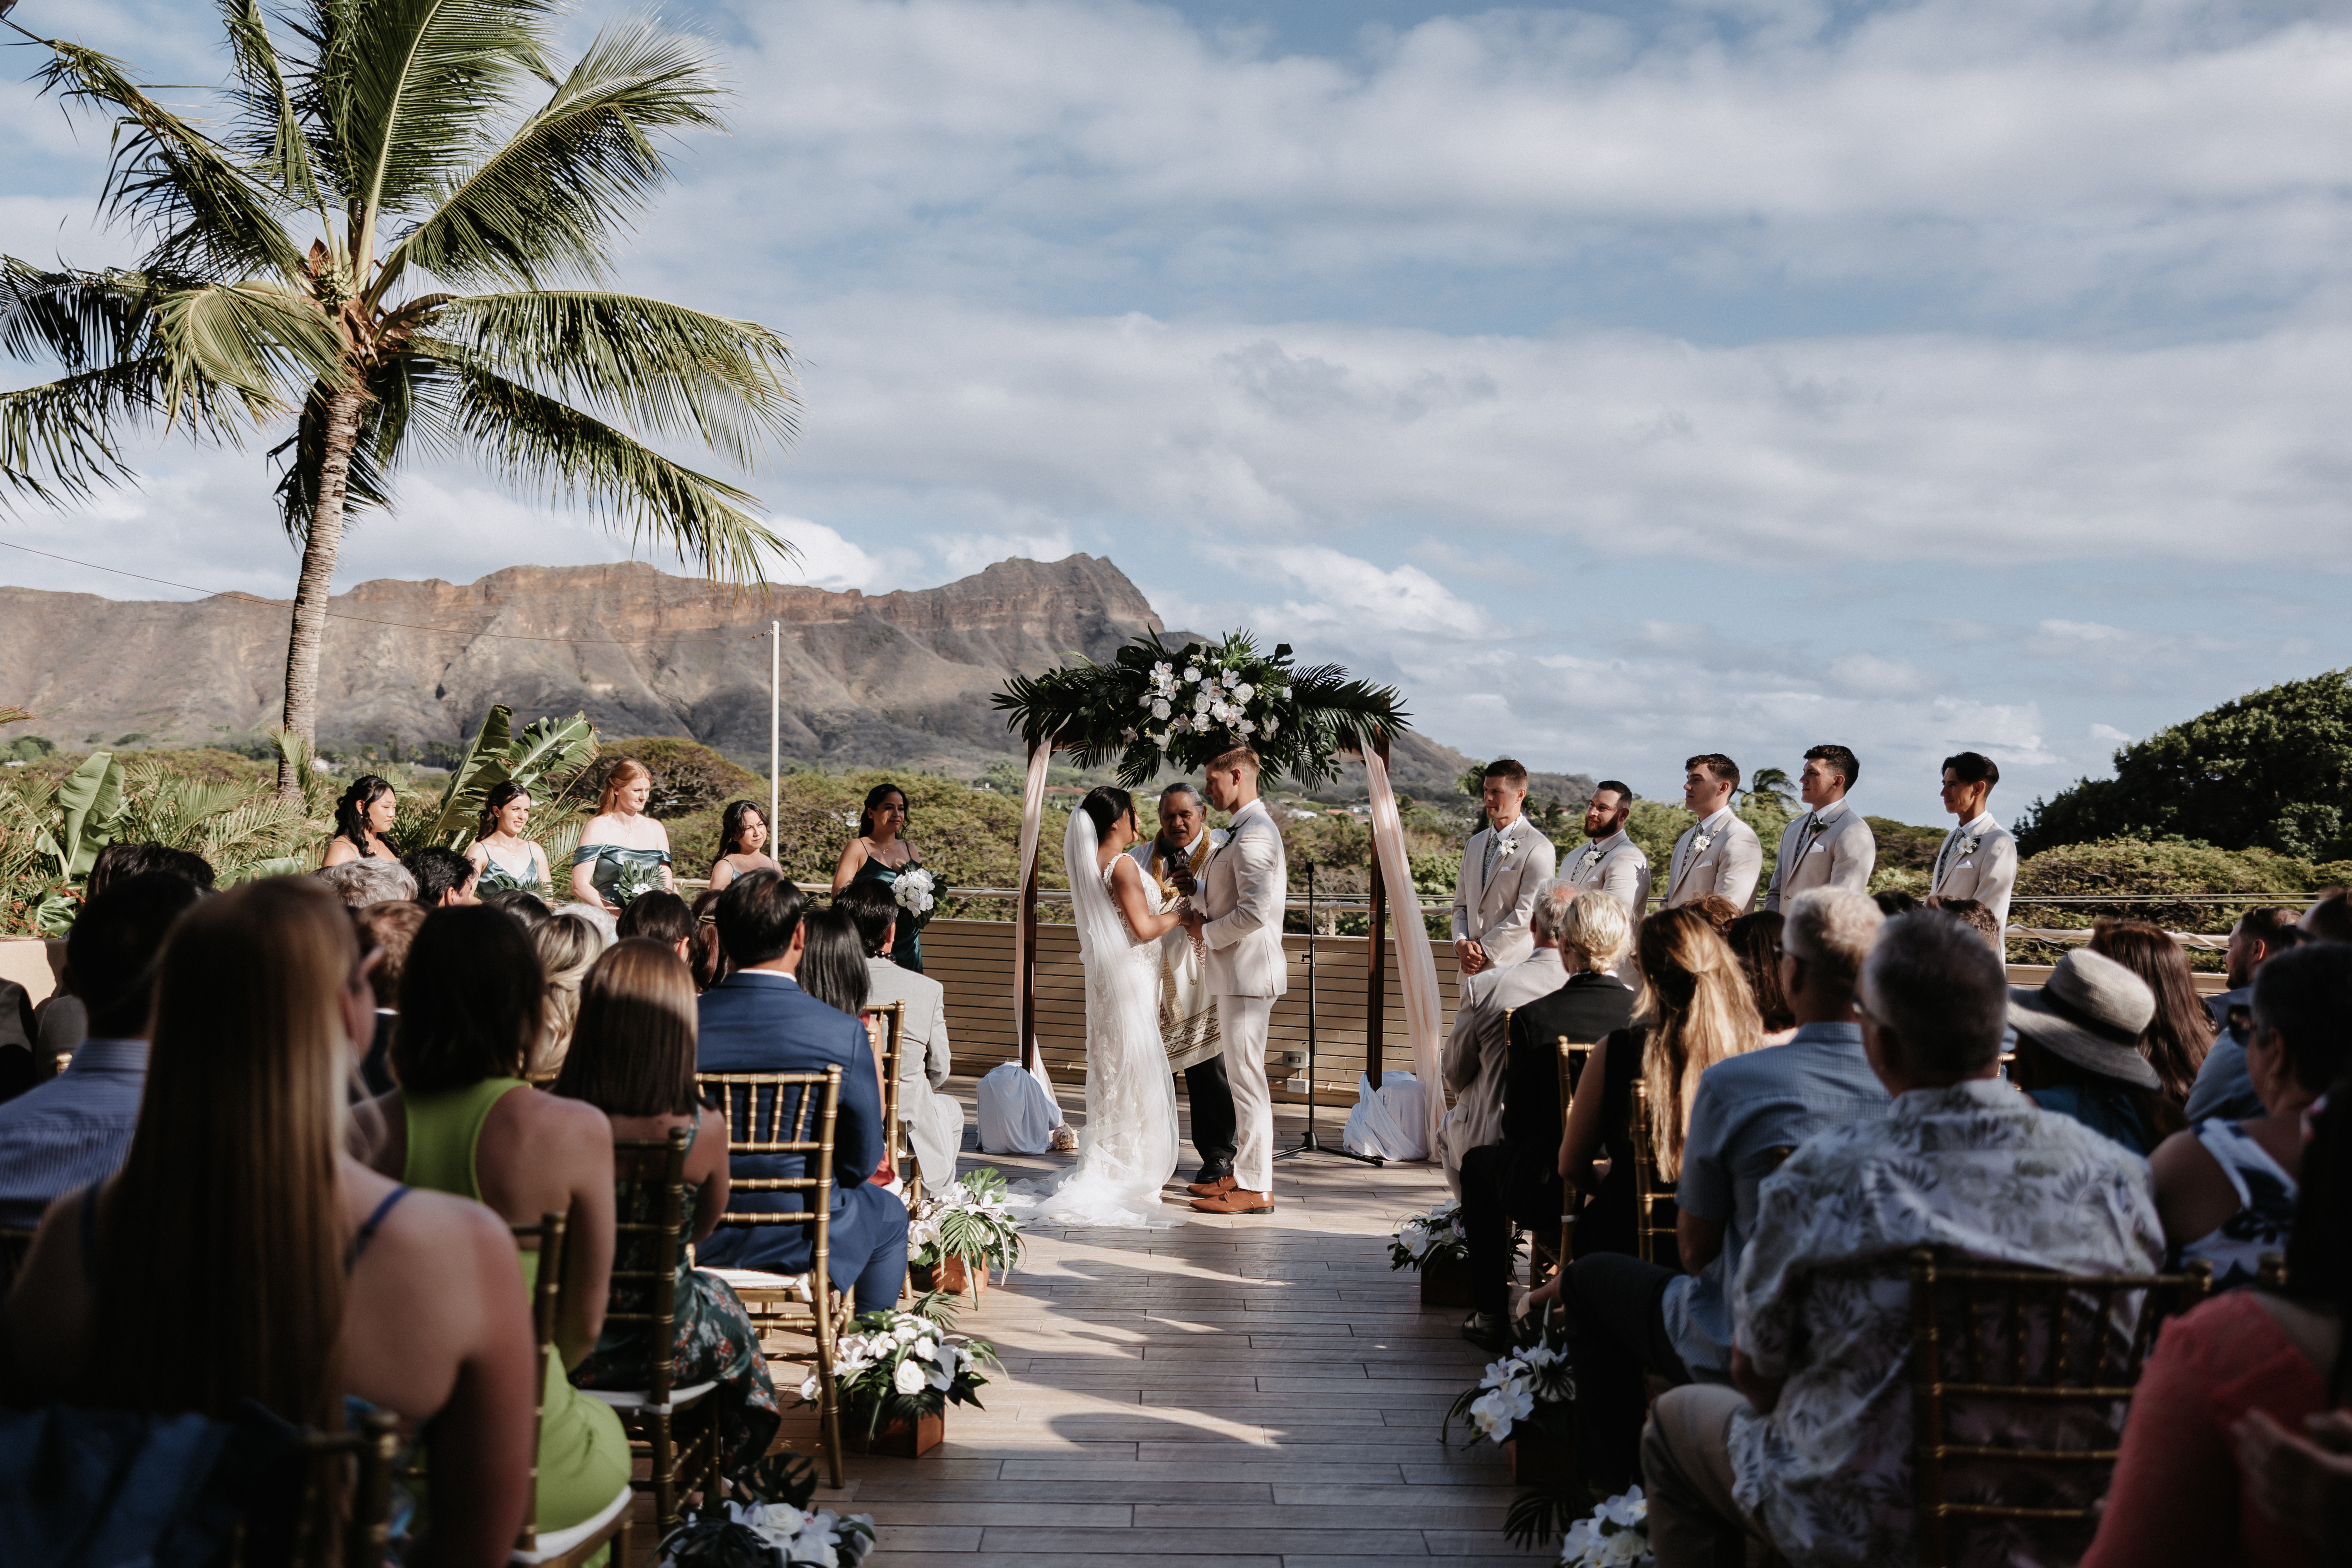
[706,800,782,891]
[321,775,399,867]
[831,782,927,974]
[570,759,674,915]
[468,781,554,896]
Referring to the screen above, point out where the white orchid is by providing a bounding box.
[1235,717,1255,736]
[1560,1489,1652,1568]
[1468,1383,1534,1442]
[1261,714,1278,737]
[1599,1489,1648,1529]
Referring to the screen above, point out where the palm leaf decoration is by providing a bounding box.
[2,3,800,796]
[422,703,598,849]
[994,631,1410,789]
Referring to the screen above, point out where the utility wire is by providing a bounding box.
[0,537,774,646]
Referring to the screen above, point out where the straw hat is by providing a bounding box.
[2008,948,2159,1090]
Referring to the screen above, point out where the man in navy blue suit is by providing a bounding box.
[695,871,909,1313]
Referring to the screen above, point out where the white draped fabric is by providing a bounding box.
[1364,746,1447,1161]
[1012,742,1052,1066]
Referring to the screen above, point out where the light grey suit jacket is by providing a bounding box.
[862,956,964,1187]
[1761,802,1876,911]
[1563,830,1651,922]
[1200,799,1288,999]
[1929,816,2018,930]
[1663,810,1764,910]
[1439,947,1569,1187]
[1449,815,1560,970]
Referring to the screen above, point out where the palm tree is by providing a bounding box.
[1747,766,1797,813]
[0,1,799,792]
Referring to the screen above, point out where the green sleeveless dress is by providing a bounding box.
[403,1079,631,1556]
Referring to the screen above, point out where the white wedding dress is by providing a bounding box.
[1006,810,1182,1227]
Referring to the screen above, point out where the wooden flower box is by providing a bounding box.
[845,1408,944,1458]
[910,1256,989,1296]
[1419,1252,1473,1308]
[1504,1425,1575,1485]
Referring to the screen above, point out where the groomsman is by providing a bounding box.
[1662,754,1763,910]
[1450,759,1560,977]
[1563,781,1649,979]
[1760,745,1876,912]
[1928,751,2018,930]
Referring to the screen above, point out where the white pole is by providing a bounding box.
[769,620,781,834]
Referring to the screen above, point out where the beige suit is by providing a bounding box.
[1199,798,1288,1191]
[1564,830,1650,982]
[1761,800,1876,911]
[1439,947,1568,1192]
[863,956,963,1189]
[1450,815,1561,970]
[1928,814,2018,930]
[1663,808,1764,910]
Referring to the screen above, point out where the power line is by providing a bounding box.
[0,537,773,646]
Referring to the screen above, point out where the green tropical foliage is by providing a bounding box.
[1746,766,1797,813]
[591,736,763,819]
[2018,669,2352,860]
[422,705,597,850]
[0,1,800,792]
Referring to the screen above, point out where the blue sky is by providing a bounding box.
[4,0,2350,826]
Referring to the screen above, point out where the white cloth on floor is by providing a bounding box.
[977,1055,1062,1154]
[1342,1071,1429,1161]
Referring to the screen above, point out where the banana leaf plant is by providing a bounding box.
[422,706,598,852]
[21,751,128,934]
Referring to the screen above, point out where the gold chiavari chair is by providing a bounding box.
[1549,1036,1597,1282]
[860,1000,910,1204]
[578,1127,720,1536]
[1626,1079,1680,1269]
[507,1212,633,1568]
[230,1406,401,1568]
[1909,1246,2214,1568]
[694,1067,852,1487]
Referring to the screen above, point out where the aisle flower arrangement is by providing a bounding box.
[908,1167,1024,1291]
[1559,1489,1652,1567]
[1446,1334,1576,1447]
[1388,1199,1468,1271]
[809,1301,999,1448]
[654,1452,876,1568]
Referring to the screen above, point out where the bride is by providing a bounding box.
[1010,786,1188,1226]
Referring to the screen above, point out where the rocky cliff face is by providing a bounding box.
[0,555,1162,772]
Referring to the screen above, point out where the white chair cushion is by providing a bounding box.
[582,1380,720,1415]
[706,1268,814,1301]
[510,1479,633,1564]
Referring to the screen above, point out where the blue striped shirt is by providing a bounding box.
[0,1037,147,1226]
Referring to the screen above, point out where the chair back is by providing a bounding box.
[1552,1036,1596,1257]
[1909,1245,2214,1568]
[695,1068,845,1293]
[861,1001,908,1183]
[1626,1078,1680,1268]
[266,1406,403,1568]
[603,1127,694,1406]
[509,1211,570,1556]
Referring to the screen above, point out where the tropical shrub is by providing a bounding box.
[591,738,764,820]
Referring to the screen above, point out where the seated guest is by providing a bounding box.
[2192,907,2306,1123]
[695,873,907,1313]
[553,940,782,1477]
[1922,894,2000,951]
[2085,1049,2352,1568]
[1442,880,1594,1191]
[2304,887,2352,943]
[1550,889,1885,1495]
[838,880,966,1194]
[1458,890,1634,1346]
[403,845,480,908]
[2151,941,2352,1289]
[1641,910,2161,1568]
[362,905,630,1546]
[20,850,216,1085]
[688,887,731,992]
[1688,895,1741,935]
[86,840,215,897]
[2089,918,2216,1114]
[1724,911,1795,1043]
[2233,1403,2352,1558]
[318,857,417,908]
[2010,948,2178,1155]
[4,877,535,1563]
[796,907,894,1187]
[531,910,606,1077]
[351,900,427,1097]
[616,889,695,961]
[481,886,552,931]
[0,874,203,1225]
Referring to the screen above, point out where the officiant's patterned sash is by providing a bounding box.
[1149,834,1222,1072]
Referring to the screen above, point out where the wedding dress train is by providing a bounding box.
[1006,810,1182,1228]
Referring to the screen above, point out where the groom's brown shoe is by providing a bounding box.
[1186,1173,1236,1197]
[1190,1187,1274,1215]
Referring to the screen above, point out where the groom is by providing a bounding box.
[1180,745,1287,1216]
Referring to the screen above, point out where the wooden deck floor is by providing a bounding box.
[801,1080,1550,1568]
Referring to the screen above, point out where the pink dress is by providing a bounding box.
[2082,1290,2327,1568]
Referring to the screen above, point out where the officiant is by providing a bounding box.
[1132,781,1236,1188]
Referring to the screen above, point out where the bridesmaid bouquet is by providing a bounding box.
[609,859,666,909]
[892,866,937,923]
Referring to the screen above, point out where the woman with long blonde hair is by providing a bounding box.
[1636,905,1766,1183]
[2,877,537,1563]
[531,910,606,1077]
[570,757,673,915]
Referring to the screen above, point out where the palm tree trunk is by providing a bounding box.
[277,386,365,797]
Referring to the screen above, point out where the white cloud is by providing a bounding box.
[2089,722,2135,744]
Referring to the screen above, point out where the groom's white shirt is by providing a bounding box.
[1199,798,1289,999]
[1450,813,1559,970]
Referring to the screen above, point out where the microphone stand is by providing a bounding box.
[1276,859,1383,1166]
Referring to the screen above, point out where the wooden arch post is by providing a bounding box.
[1362,734,1388,1090]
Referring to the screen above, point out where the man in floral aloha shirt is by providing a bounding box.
[1640,910,2162,1568]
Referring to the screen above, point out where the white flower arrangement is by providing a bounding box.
[907,1167,1025,1274]
[658,1499,878,1568]
[1560,1489,1651,1567]
[807,1303,999,1439]
[1388,1199,1469,1271]
[893,866,937,919]
[1446,1334,1575,1446]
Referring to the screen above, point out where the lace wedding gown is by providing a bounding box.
[1007,812,1183,1227]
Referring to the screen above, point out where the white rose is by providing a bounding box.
[1231,682,1253,702]
[893,1359,929,1395]
[1152,699,1171,719]
[1235,717,1255,736]
[1185,667,1201,682]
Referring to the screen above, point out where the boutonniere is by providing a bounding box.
[1496,836,1521,862]
[1578,845,1603,872]
[1690,831,1715,855]
[1957,834,1982,858]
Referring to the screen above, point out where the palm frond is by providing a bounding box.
[450,363,791,585]
[154,279,343,409]
[426,292,795,468]
[0,358,247,505]
[22,32,305,282]
[268,353,460,534]
[0,261,166,372]
[384,19,728,294]
[219,0,327,220]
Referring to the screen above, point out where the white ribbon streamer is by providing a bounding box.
[1012,743,1052,1064]
[1363,745,1447,1160]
